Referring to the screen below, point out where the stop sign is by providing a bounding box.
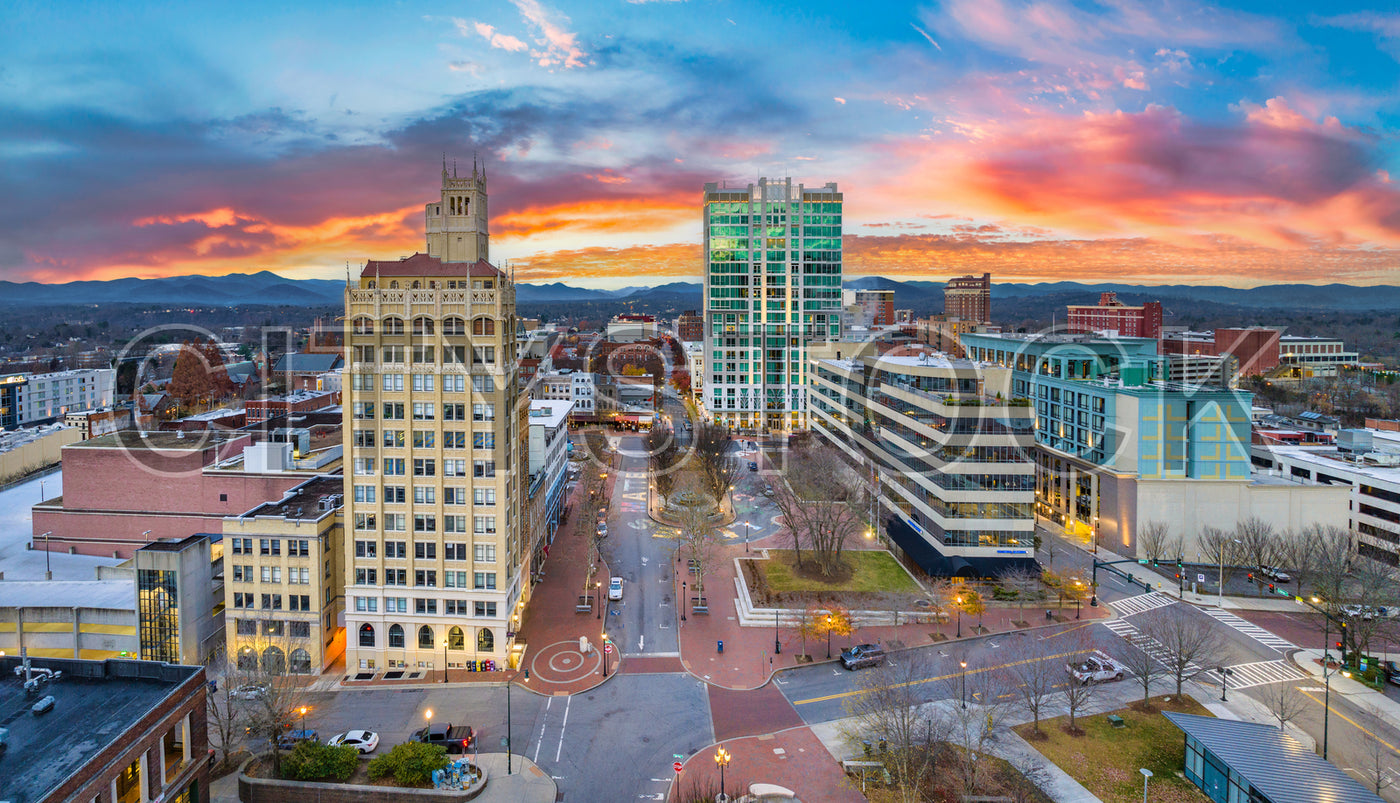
[673,762,683,773]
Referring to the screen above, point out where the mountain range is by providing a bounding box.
[1,271,1397,312]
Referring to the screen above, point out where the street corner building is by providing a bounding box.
[341,162,531,676]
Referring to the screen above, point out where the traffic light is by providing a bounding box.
[1268,583,1275,594]
[1247,573,1254,582]
[1336,641,1343,651]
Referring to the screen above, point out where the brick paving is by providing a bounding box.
[671,726,865,803]
[708,683,803,743]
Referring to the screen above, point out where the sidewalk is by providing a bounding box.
[672,725,864,803]
[1084,543,1307,613]
[675,533,1108,691]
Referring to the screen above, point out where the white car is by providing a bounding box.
[231,683,268,700]
[327,730,380,753]
[608,576,624,600]
[1070,652,1125,684]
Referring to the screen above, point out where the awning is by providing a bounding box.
[885,516,1039,579]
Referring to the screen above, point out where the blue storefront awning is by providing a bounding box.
[885,516,1040,579]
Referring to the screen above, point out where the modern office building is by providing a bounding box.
[1,368,117,429]
[960,332,1347,557]
[1251,427,1400,566]
[342,165,527,675]
[223,475,345,674]
[807,348,1037,577]
[1277,335,1359,377]
[135,535,225,666]
[943,273,991,323]
[702,177,844,433]
[1066,292,1162,339]
[2,656,210,803]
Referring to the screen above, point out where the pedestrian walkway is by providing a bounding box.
[1203,608,1296,652]
[1108,590,1176,617]
[673,725,864,803]
[1225,659,1305,689]
[208,753,555,803]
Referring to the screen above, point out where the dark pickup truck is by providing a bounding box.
[412,722,475,754]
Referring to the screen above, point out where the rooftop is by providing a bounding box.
[0,579,135,610]
[272,353,343,374]
[1259,440,1400,482]
[529,400,573,429]
[0,657,202,803]
[237,474,344,520]
[1164,712,1384,803]
[67,430,244,451]
[360,253,505,279]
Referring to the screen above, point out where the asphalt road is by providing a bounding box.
[602,433,678,656]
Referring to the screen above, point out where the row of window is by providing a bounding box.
[354,540,495,561]
[231,593,316,611]
[351,316,497,336]
[356,622,496,650]
[353,568,496,588]
[353,402,494,421]
[351,458,493,478]
[351,429,494,450]
[353,511,500,532]
[229,565,313,584]
[229,538,312,556]
[350,345,497,365]
[353,485,494,506]
[354,599,498,619]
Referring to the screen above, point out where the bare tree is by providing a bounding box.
[768,445,868,576]
[676,504,719,598]
[1277,524,1323,598]
[1058,631,1102,734]
[998,568,1043,627]
[1137,520,1177,564]
[1235,517,1282,596]
[1358,706,1399,796]
[948,668,1017,796]
[225,617,313,776]
[645,418,682,500]
[1349,559,1400,657]
[1140,606,1227,696]
[1003,640,1061,737]
[841,650,950,802]
[205,649,247,771]
[1109,631,1170,709]
[1256,683,1308,731]
[1198,525,1240,594]
[692,421,740,504]
[1036,531,1059,569]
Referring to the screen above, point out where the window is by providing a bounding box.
[353,485,376,503]
[288,539,309,557]
[385,597,408,613]
[443,374,466,393]
[415,570,437,587]
[381,345,406,363]
[417,624,435,648]
[382,429,405,448]
[473,431,495,449]
[388,624,405,648]
[353,457,376,476]
[448,626,466,649]
[413,317,435,335]
[472,318,496,336]
[473,488,496,506]
[231,537,252,555]
[353,317,375,334]
[261,594,282,610]
[413,403,436,420]
[385,541,407,558]
[384,485,406,504]
[474,543,497,562]
[444,403,466,421]
[474,572,497,590]
[477,628,495,653]
[260,539,281,556]
[474,346,495,364]
[232,564,252,582]
[443,431,467,449]
[415,598,439,615]
[383,373,405,392]
[412,373,435,392]
[260,566,281,583]
[472,375,495,392]
[383,458,405,476]
[445,459,467,476]
[445,571,468,588]
[444,515,467,533]
[475,601,497,618]
[359,624,375,647]
[354,513,377,531]
[382,402,405,420]
[355,568,378,585]
[412,346,435,364]
[444,317,465,335]
[413,430,436,449]
[446,600,470,615]
[445,543,468,560]
[473,516,497,534]
[445,487,468,505]
[236,618,257,635]
[473,460,495,478]
[288,594,312,611]
[413,458,436,476]
[412,485,436,505]
[383,317,405,334]
[385,568,407,586]
[233,593,253,608]
[473,403,495,421]
[353,401,376,420]
[384,513,406,531]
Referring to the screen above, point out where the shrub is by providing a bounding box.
[367,741,450,787]
[280,740,359,782]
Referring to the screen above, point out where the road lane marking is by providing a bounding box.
[532,696,552,763]
[791,648,1082,706]
[554,695,571,763]
[1297,689,1400,755]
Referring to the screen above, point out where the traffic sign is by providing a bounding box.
[1196,573,1206,583]
[673,754,684,759]
[673,762,683,773]
[605,643,614,654]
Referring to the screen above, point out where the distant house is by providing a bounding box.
[272,353,344,392]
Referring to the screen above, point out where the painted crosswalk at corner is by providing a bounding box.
[1101,618,1203,677]
[1109,591,1177,618]
[1203,609,1296,652]
[1224,659,1306,689]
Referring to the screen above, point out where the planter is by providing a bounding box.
[238,754,488,803]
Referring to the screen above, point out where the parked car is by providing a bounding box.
[231,683,268,700]
[748,461,758,472]
[1386,661,1400,686]
[1341,604,1376,621]
[276,729,319,749]
[1259,566,1292,583]
[609,576,624,600]
[412,722,474,754]
[763,483,774,497]
[840,644,887,670]
[1070,653,1126,684]
[597,522,608,537]
[327,730,380,753]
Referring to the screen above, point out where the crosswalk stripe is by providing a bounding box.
[1110,591,1177,618]
[1223,659,1306,689]
[1203,609,1296,652]
[1099,619,1203,676]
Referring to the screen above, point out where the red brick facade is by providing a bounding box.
[1066,292,1162,339]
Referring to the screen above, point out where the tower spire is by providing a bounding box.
[453,159,457,178]
[473,151,479,179]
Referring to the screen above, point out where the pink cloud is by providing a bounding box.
[510,0,589,69]
[456,19,528,52]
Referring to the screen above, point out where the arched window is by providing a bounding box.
[383,317,405,335]
[358,623,375,647]
[289,648,312,675]
[237,646,258,671]
[443,317,465,336]
[472,318,495,336]
[418,625,434,649]
[261,646,286,676]
[477,628,494,653]
[367,281,377,289]
[448,626,465,651]
[388,624,405,648]
[389,280,399,289]
[411,281,421,289]
[352,317,375,335]
[413,317,435,335]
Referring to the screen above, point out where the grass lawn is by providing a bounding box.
[758,549,919,593]
[1013,695,1212,803]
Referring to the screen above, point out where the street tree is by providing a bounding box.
[1058,631,1102,734]
[768,444,868,576]
[1358,706,1398,796]
[205,649,247,771]
[1140,606,1227,696]
[676,504,719,600]
[1137,520,1178,564]
[167,340,218,409]
[1347,558,1399,657]
[1309,525,1356,651]
[998,567,1043,627]
[948,667,1017,796]
[1198,525,1240,592]
[1234,517,1282,596]
[1277,524,1324,597]
[1109,630,1171,709]
[226,618,313,777]
[1003,640,1061,738]
[645,418,682,500]
[1037,531,1059,569]
[841,649,949,802]
[1256,683,1308,731]
[692,422,740,504]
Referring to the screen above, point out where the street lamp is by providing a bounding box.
[714,747,731,799]
[1217,666,1232,701]
[1217,538,1241,608]
[960,661,968,708]
[682,580,687,622]
[40,531,52,580]
[1073,579,1083,619]
[826,615,833,659]
[602,632,610,677]
[774,609,781,655]
[1139,768,1153,803]
[955,595,963,638]
[299,705,307,732]
[425,708,434,730]
[595,580,602,620]
[441,639,449,683]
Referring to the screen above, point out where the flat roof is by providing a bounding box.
[0,657,201,803]
[1258,442,1400,483]
[0,579,135,610]
[67,430,241,451]
[529,400,573,429]
[237,474,343,520]
[1164,712,1384,803]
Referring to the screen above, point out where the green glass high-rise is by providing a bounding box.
[702,177,843,434]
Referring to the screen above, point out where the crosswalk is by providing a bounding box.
[1101,619,1204,677]
[1110,591,1177,618]
[1203,609,1296,653]
[1223,659,1306,690]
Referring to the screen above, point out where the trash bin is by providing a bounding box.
[1046,609,1053,621]
[717,639,724,654]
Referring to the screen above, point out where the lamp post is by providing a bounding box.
[595,580,602,620]
[40,531,52,580]
[714,747,731,799]
[299,705,307,732]
[1217,666,1232,701]
[425,707,433,732]
[602,632,610,677]
[682,580,687,622]
[1073,580,1082,619]
[441,639,449,683]
[955,596,963,638]
[960,661,968,708]
[1139,768,1153,803]
[826,615,833,659]
[774,609,781,655]
[1217,538,1241,608]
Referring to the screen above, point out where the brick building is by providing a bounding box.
[675,310,704,343]
[943,273,991,323]
[1161,327,1281,377]
[1066,292,1162,339]
[244,389,340,424]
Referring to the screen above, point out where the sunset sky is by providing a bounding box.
[2,0,1398,288]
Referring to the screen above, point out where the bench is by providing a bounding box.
[690,596,709,614]
[575,595,594,613]
[1107,714,1126,729]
